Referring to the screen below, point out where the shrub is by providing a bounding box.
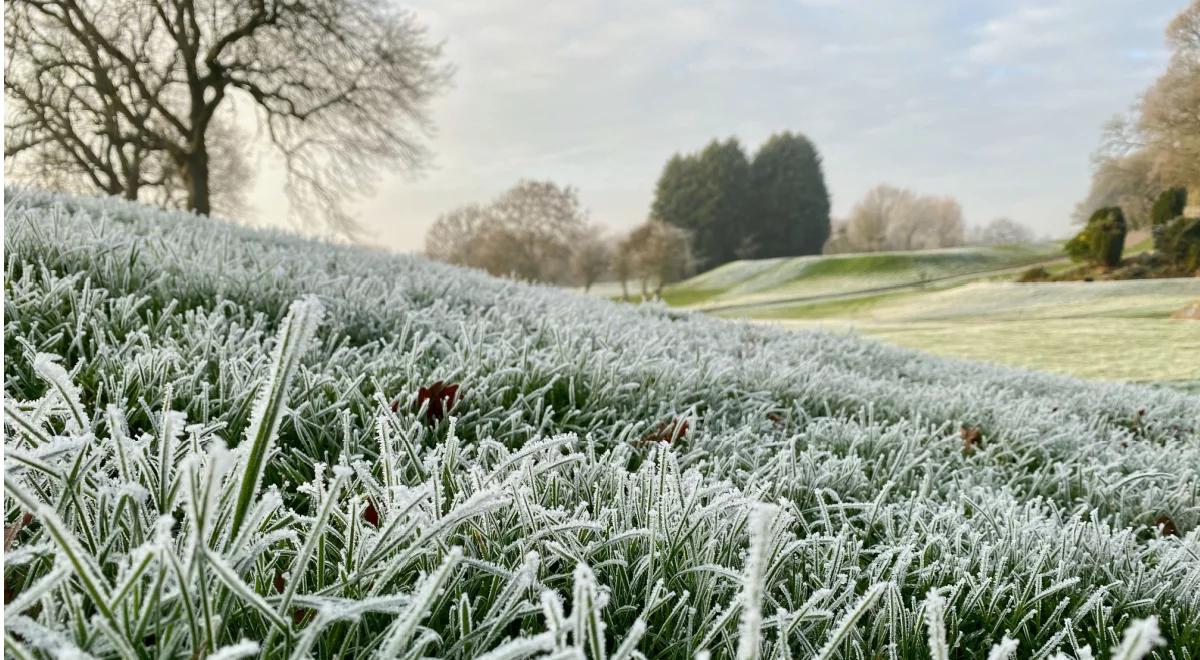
[1150,187,1188,227]
[1065,206,1126,268]
[1151,187,1188,253]
[1156,215,1200,273]
[1017,265,1051,282]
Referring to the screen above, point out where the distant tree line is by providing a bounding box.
[823,184,968,254]
[425,180,693,296]
[651,132,831,268]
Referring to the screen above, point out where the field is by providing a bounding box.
[660,244,1064,310]
[642,246,1200,388]
[742,279,1200,388]
[4,190,1199,659]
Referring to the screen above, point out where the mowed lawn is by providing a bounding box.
[741,280,1200,387]
[660,243,1064,309]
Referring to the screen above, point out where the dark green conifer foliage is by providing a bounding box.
[651,139,751,268]
[1065,206,1127,268]
[749,132,831,258]
[651,133,831,267]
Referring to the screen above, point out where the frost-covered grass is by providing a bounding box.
[4,189,1200,659]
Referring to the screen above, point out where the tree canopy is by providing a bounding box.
[650,132,830,268]
[5,0,451,232]
[651,139,750,268]
[748,132,831,258]
[424,180,589,284]
[1076,1,1200,227]
[835,184,966,254]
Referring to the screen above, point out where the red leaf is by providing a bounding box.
[642,419,688,444]
[363,498,380,527]
[413,381,459,423]
[1156,514,1179,537]
[960,426,983,455]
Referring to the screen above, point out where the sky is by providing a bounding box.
[248,0,1189,252]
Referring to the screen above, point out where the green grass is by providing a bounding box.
[738,279,1200,386]
[651,241,1198,387]
[664,243,1063,309]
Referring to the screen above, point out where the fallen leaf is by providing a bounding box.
[363,498,380,527]
[1156,514,1179,537]
[642,419,688,444]
[960,426,983,454]
[412,381,459,423]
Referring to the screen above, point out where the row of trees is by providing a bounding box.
[5,0,450,233]
[651,133,831,268]
[1074,1,1199,228]
[823,184,968,254]
[425,180,693,295]
[427,177,1041,297]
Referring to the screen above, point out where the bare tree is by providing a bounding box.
[5,0,450,231]
[424,180,589,284]
[570,227,612,292]
[612,241,632,299]
[1073,149,1160,228]
[924,196,965,248]
[1139,1,1200,186]
[822,220,854,254]
[425,203,488,267]
[1077,2,1199,223]
[476,181,588,282]
[846,185,913,252]
[971,217,1034,246]
[619,221,692,297]
[888,195,964,250]
[843,185,966,252]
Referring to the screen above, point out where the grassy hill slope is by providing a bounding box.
[4,190,1199,658]
[662,244,1063,309]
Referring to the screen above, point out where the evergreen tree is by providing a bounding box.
[650,153,705,240]
[651,139,751,268]
[694,138,753,266]
[749,132,831,257]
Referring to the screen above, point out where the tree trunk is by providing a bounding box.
[620,278,628,299]
[183,148,211,215]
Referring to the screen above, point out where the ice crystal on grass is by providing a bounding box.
[3,190,1199,658]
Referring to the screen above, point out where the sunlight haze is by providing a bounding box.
[246,0,1183,250]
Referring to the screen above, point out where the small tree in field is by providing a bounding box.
[973,217,1034,246]
[1066,206,1127,268]
[424,180,588,283]
[571,228,612,292]
[620,221,692,297]
[612,242,632,299]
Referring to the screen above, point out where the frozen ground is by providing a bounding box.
[4,190,1198,658]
